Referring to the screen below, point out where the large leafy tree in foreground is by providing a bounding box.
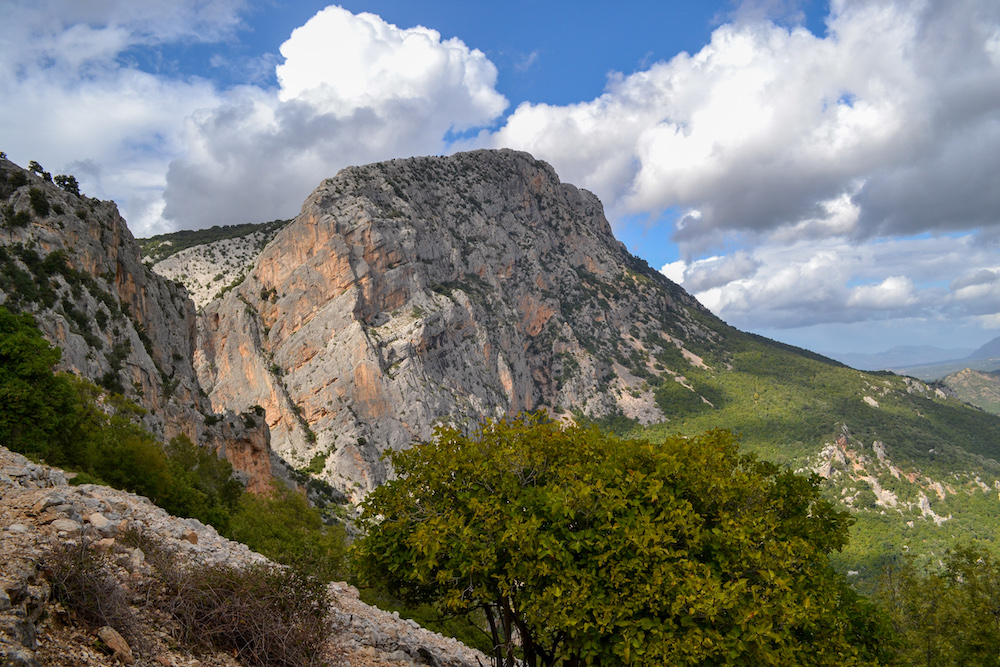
[355,414,890,666]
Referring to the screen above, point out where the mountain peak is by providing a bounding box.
[194,149,718,498]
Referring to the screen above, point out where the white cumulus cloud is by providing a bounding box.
[486,0,1000,252]
[0,0,244,231]
[162,6,507,231]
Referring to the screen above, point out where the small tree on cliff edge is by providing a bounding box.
[354,413,891,667]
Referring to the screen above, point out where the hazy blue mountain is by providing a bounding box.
[967,335,1000,360]
[823,345,974,371]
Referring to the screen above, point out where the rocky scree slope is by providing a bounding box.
[0,445,487,667]
[0,158,273,493]
[143,219,290,309]
[194,149,722,499]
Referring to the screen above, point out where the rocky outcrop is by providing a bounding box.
[0,158,273,488]
[145,220,290,309]
[195,149,722,499]
[0,445,487,667]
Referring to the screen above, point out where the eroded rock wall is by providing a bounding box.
[196,149,719,499]
[0,158,272,490]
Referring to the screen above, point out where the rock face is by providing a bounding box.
[145,219,289,309]
[195,149,720,499]
[0,158,272,491]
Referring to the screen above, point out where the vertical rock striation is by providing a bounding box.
[196,149,721,499]
[0,157,272,490]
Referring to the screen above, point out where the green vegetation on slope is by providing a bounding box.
[139,219,290,263]
[875,545,1000,666]
[941,368,1000,414]
[355,414,891,667]
[616,327,1000,582]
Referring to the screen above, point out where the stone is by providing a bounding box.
[49,519,80,534]
[97,625,134,665]
[0,647,39,667]
[7,524,29,534]
[31,493,66,514]
[181,529,198,544]
[88,513,111,529]
[386,649,411,663]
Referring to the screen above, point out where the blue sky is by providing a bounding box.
[2,0,999,359]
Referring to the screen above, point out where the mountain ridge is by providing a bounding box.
[5,150,1000,579]
[0,156,276,493]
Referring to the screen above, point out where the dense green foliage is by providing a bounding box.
[0,307,78,455]
[630,330,1000,573]
[356,414,891,667]
[876,545,1000,666]
[228,482,347,583]
[138,218,290,262]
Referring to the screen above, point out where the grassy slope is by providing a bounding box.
[942,369,1000,415]
[613,323,1000,585]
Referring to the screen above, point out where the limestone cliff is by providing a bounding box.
[0,158,272,492]
[195,149,721,499]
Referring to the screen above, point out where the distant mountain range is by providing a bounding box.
[826,345,976,371]
[826,336,1000,379]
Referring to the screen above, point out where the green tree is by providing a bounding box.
[229,482,347,583]
[163,433,243,532]
[878,546,1000,666]
[54,174,80,196]
[0,307,78,457]
[355,414,891,667]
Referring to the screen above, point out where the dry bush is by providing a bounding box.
[162,561,334,667]
[46,539,139,643]
[45,530,336,667]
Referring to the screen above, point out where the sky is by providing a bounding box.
[1,0,999,358]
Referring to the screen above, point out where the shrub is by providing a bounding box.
[9,171,28,188]
[28,187,49,217]
[163,561,334,667]
[47,539,139,643]
[47,532,336,667]
[7,208,31,227]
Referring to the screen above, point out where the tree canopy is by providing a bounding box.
[355,414,891,667]
[878,545,1000,666]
